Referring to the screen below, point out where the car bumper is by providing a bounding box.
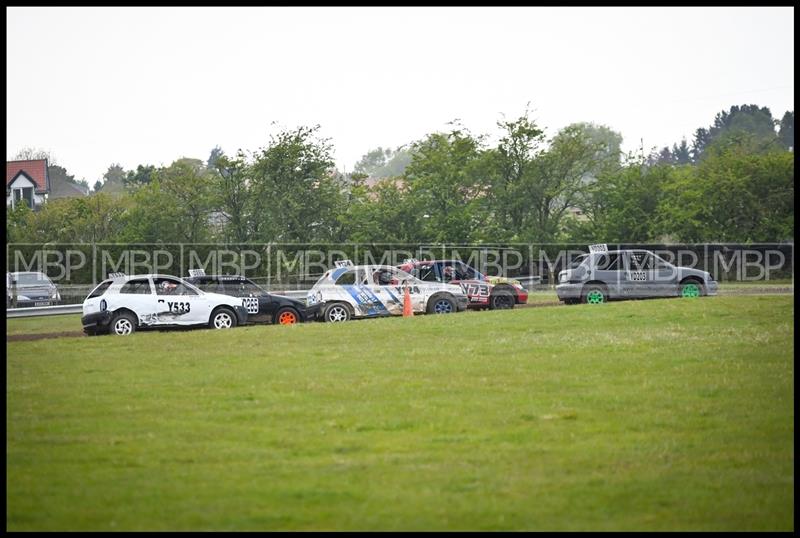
[82,311,113,335]
[556,283,583,301]
[11,300,59,308]
[705,280,719,296]
[301,303,323,322]
[456,296,469,312]
[515,290,528,304]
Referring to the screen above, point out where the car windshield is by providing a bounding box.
[12,273,53,286]
[226,279,268,297]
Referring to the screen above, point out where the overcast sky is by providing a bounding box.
[6,6,794,184]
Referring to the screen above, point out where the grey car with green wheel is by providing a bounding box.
[556,248,718,305]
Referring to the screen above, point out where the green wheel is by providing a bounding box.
[680,281,702,298]
[582,285,607,305]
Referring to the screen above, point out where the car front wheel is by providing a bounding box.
[275,307,300,325]
[427,295,456,314]
[323,303,351,322]
[680,280,704,298]
[110,311,137,336]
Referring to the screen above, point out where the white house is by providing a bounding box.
[7,159,50,209]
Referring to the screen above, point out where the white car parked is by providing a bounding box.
[81,273,249,336]
[307,261,469,322]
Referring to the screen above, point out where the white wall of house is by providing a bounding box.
[6,174,46,208]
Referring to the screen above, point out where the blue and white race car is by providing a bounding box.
[307,261,469,322]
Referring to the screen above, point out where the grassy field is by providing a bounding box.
[6,295,794,531]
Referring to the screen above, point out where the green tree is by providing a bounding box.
[403,124,489,243]
[124,164,156,188]
[570,154,671,243]
[212,151,251,243]
[527,123,606,242]
[778,111,794,150]
[482,111,545,241]
[248,125,344,242]
[658,139,794,242]
[672,139,692,165]
[97,164,128,195]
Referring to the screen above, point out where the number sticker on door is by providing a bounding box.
[242,297,259,314]
[628,271,647,281]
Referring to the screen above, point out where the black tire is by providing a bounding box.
[323,302,351,322]
[209,307,237,329]
[581,284,608,305]
[489,289,515,310]
[275,306,301,325]
[110,311,137,336]
[426,294,456,314]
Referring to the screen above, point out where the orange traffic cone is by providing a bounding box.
[403,286,413,317]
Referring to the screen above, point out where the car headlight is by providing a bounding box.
[52,290,59,300]
[17,295,31,301]
[559,273,567,283]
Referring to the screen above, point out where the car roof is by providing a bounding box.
[186,274,249,281]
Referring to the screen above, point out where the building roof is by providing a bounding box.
[6,159,49,194]
[49,174,89,199]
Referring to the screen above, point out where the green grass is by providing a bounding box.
[6,296,794,531]
[6,313,83,335]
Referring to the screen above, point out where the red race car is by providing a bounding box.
[398,259,528,310]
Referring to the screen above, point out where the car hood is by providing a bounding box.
[485,275,522,287]
[676,267,712,280]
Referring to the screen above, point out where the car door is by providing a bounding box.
[153,277,209,325]
[625,251,658,298]
[117,277,160,325]
[368,266,424,315]
[440,261,490,305]
[592,252,625,298]
[653,254,679,296]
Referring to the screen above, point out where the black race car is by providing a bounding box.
[185,273,320,325]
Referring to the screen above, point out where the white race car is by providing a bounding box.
[307,261,469,322]
[81,273,249,336]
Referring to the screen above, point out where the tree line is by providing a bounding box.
[6,104,794,245]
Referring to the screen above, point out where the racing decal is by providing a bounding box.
[459,282,491,304]
[390,285,420,298]
[460,282,490,297]
[343,285,389,316]
[166,301,191,314]
[331,267,349,281]
[307,290,323,306]
[628,271,647,281]
[100,299,107,312]
[139,313,159,325]
[242,297,259,314]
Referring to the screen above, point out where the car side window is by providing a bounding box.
[154,278,198,296]
[654,255,672,270]
[87,280,113,299]
[196,280,223,294]
[120,279,153,294]
[335,271,356,285]
[415,265,439,282]
[629,252,654,271]
[596,253,622,271]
